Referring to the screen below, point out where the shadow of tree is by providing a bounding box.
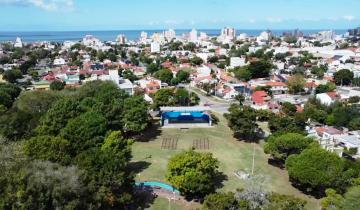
[214,171,228,189]
[133,120,162,142]
[267,158,285,169]
[128,161,152,174]
[134,186,157,209]
[233,133,262,143]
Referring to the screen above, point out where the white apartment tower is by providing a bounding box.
[14,37,23,48]
[164,29,176,41]
[190,29,198,42]
[116,34,126,44]
[140,31,148,42]
[221,27,236,40]
[151,42,161,53]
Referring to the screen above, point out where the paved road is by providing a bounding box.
[186,86,233,114]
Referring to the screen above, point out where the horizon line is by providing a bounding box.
[0,28,355,33]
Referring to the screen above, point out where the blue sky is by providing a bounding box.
[0,0,359,31]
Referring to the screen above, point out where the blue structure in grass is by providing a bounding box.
[135,181,180,194]
[160,107,212,127]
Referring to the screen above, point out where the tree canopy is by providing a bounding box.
[166,150,219,198]
[334,69,354,86]
[154,68,173,84]
[264,133,314,163]
[225,104,258,140]
[286,145,347,194]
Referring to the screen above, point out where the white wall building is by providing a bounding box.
[150,42,161,53]
[315,30,336,42]
[116,34,126,44]
[14,37,23,48]
[164,29,176,41]
[53,58,66,66]
[230,57,246,68]
[257,31,271,42]
[140,31,148,43]
[190,29,198,42]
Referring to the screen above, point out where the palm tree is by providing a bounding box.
[235,94,246,106]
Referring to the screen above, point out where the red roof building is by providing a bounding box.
[251,91,269,105]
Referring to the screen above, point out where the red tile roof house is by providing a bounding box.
[265,82,288,95]
[316,92,341,106]
[251,91,271,109]
[313,126,344,156]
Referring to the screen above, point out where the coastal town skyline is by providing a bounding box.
[3,1,360,209]
[0,0,360,30]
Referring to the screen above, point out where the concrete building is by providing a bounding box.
[116,34,126,44]
[164,29,176,40]
[14,37,23,48]
[151,42,161,53]
[316,92,340,105]
[190,29,198,42]
[230,57,246,68]
[315,30,336,42]
[140,31,148,43]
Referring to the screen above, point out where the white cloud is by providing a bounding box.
[0,0,74,11]
[343,15,355,21]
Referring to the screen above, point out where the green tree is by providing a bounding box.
[122,69,138,82]
[320,189,343,210]
[248,60,273,79]
[121,96,149,133]
[0,160,87,210]
[24,135,72,165]
[175,70,190,83]
[3,69,22,83]
[281,102,297,116]
[203,192,247,210]
[153,88,175,109]
[287,74,305,94]
[315,83,336,94]
[348,96,360,104]
[225,105,258,140]
[50,80,66,91]
[75,131,134,208]
[266,193,306,210]
[166,150,219,198]
[174,88,190,106]
[334,69,354,86]
[190,56,204,66]
[189,92,200,106]
[233,66,252,81]
[342,186,360,210]
[36,98,82,136]
[349,118,360,131]
[61,111,107,155]
[184,42,196,52]
[268,115,305,134]
[264,133,314,163]
[147,63,159,74]
[155,68,173,84]
[235,94,246,106]
[286,145,346,194]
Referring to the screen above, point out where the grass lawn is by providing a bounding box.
[131,114,320,210]
[149,197,201,210]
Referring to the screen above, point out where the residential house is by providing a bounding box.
[316,92,340,105]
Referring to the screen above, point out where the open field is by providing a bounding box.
[148,197,201,210]
[131,114,320,209]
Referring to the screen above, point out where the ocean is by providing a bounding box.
[0,29,348,43]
